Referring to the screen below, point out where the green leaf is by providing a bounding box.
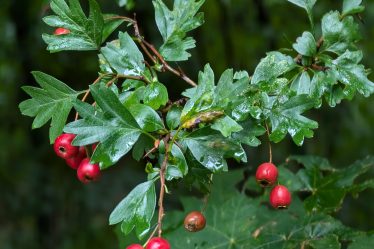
[42,0,104,52]
[211,116,243,137]
[342,0,365,17]
[321,11,361,54]
[143,82,169,110]
[64,84,141,168]
[291,71,312,95]
[109,180,156,240]
[162,170,352,249]
[182,128,247,172]
[129,104,164,132]
[287,0,316,30]
[165,145,188,181]
[231,120,266,147]
[308,235,340,249]
[268,95,318,146]
[293,31,317,56]
[327,50,374,98]
[132,135,154,161]
[348,235,374,249]
[153,0,205,61]
[102,14,126,42]
[251,51,296,84]
[19,71,80,143]
[101,32,145,76]
[166,105,182,130]
[298,156,374,212]
[181,64,215,122]
[287,0,316,12]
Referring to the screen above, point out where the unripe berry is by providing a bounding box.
[54,27,70,35]
[145,237,170,249]
[127,244,144,249]
[65,146,86,169]
[255,162,278,187]
[184,211,206,232]
[77,158,101,183]
[269,185,292,209]
[53,133,79,159]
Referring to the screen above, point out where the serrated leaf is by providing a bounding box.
[102,14,126,42]
[342,0,365,17]
[211,116,243,137]
[129,104,165,132]
[143,82,169,110]
[327,50,374,98]
[287,0,316,30]
[298,156,374,213]
[293,31,317,56]
[64,84,141,168]
[110,180,156,240]
[181,65,249,124]
[291,71,312,95]
[321,11,361,54]
[19,71,80,143]
[162,170,353,249]
[42,0,104,52]
[166,105,182,129]
[268,95,318,146]
[181,64,215,121]
[153,0,205,61]
[231,120,265,147]
[251,51,296,84]
[101,32,145,76]
[287,0,316,11]
[182,128,247,172]
[165,144,188,181]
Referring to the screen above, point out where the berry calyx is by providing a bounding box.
[255,162,278,187]
[126,244,144,249]
[184,211,206,232]
[53,133,79,159]
[65,146,87,169]
[54,27,70,35]
[269,185,292,209]
[145,237,170,249]
[77,158,101,183]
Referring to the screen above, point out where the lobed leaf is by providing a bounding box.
[19,71,80,143]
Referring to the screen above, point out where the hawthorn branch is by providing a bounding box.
[157,134,170,237]
[264,122,273,163]
[132,18,197,87]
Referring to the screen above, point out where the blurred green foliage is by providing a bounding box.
[0,0,373,248]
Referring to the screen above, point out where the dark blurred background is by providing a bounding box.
[1,0,373,248]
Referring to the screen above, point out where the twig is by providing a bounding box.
[74,74,110,120]
[132,18,197,87]
[157,134,170,237]
[264,122,273,163]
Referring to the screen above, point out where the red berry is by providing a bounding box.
[184,211,206,232]
[77,158,101,183]
[127,244,144,249]
[270,185,292,209]
[65,146,86,169]
[255,162,278,187]
[53,133,79,159]
[54,27,70,35]
[145,237,170,249]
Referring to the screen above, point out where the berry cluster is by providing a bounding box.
[127,237,170,249]
[255,162,291,209]
[53,133,101,183]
